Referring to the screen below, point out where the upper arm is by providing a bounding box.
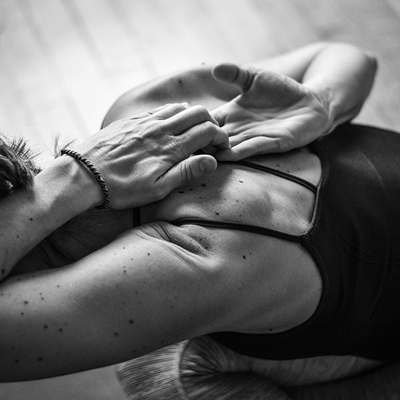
[252,42,329,81]
[252,42,376,84]
[0,222,226,381]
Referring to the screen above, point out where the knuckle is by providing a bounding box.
[164,138,180,155]
[241,130,254,140]
[191,104,209,118]
[180,162,193,183]
[201,120,216,133]
[167,103,186,113]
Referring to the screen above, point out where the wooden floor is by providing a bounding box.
[2,0,400,147]
[1,0,400,399]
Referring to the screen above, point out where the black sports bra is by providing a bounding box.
[207,124,400,361]
[137,124,400,361]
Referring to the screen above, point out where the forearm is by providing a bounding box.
[0,155,102,279]
[301,43,378,133]
[253,42,329,81]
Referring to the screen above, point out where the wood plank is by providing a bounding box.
[13,0,92,140]
[21,0,108,134]
[1,0,74,146]
[274,0,400,131]
[111,0,178,76]
[67,0,148,78]
[249,0,319,52]
[329,0,400,130]
[151,0,239,64]
[197,0,278,63]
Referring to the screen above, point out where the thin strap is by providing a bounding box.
[133,207,141,227]
[172,218,303,244]
[231,160,317,194]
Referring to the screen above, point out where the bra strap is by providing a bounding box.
[172,218,303,244]
[232,160,317,194]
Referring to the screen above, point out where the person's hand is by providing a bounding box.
[210,63,331,160]
[73,103,229,209]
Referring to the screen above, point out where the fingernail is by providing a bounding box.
[199,159,207,173]
[199,159,215,173]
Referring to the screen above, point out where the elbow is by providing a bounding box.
[330,42,379,82]
[366,52,378,77]
[362,51,378,94]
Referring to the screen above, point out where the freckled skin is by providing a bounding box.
[0,65,326,381]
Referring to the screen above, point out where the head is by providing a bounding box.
[0,136,41,198]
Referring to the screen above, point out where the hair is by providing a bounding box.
[0,135,42,198]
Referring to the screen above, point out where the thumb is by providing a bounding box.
[161,154,217,190]
[212,63,254,91]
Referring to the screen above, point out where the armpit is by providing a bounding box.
[134,221,214,257]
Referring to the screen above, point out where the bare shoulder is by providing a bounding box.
[103,65,241,126]
[136,220,321,334]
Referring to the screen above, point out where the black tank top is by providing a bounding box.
[174,124,400,361]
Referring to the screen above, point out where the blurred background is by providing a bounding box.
[1,0,400,398]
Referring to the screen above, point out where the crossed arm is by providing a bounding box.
[0,222,229,381]
[0,42,378,381]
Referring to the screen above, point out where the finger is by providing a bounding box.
[150,103,189,119]
[130,103,189,120]
[177,122,230,156]
[212,63,254,91]
[159,154,217,190]
[215,137,287,161]
[164,105,219,135]
[210,106,226,126]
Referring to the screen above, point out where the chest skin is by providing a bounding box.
[14,66,324,334]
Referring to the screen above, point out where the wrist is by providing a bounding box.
[0,156,102,277]
[60,149,110,209]
[304,81,336,136]
[40,155,104,213]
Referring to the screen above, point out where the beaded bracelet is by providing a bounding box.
[61,149,110,209]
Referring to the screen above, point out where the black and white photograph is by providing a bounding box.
[1,1,400,399]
